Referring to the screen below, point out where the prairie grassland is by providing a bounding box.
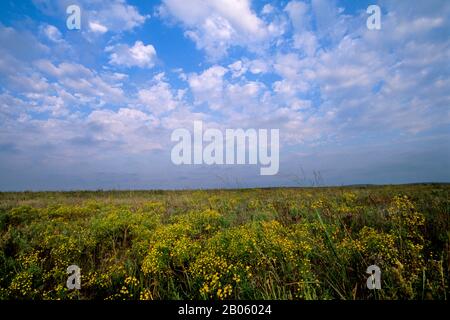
[0,184,448,300]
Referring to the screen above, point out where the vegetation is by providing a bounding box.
[0,184,448,300]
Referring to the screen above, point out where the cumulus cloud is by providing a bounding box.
[106,41,157,68]
[277,0,450,139]
[188,65,228,110]
[247,59,270,74]
[137,73,185,115]
[158,0,273,59]
[34,59,125,105]
[89,0,148,32]
[33,0,148,34]
[227,59,270,78]
[86,108,161,153]
[228,60,247,78]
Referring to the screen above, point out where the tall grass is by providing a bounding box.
[0,184,448,300]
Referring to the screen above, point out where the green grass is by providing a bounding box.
[0,184,448,300]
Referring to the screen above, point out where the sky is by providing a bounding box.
[0,0,449,191]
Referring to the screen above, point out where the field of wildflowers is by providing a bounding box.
[0,184,448,300]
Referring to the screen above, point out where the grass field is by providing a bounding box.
[0,184,448,300]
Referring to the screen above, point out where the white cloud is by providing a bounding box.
[0,24,49,62]
[273,79,308,97]
[228,60,247,78]
[9,73,49,93]
[272,53,311,97]
[33,0,148,36]
[160,107,209,131]
[262,4,275,15]
[89,21,108,34]
[35,59,91,78]
[109,72,128,81]
[310,0,348,41]
[293,31,318,57]
[87,108,161,153]
[2,0,450,189]
[225,81,263,111]
[227,59,270,78]
[248,59,270,74]
[138,74,183,115]
[290,99,312,111]
[34,59,125,105]
[94,0,148,32]
[42,25,63,42]
[159,0,272,59]
[0,106,162,166]
[0,93,31,120]
[284,1,310,31]
[280,0,450,138]
[188,65,228,110]
[106,41,157,68]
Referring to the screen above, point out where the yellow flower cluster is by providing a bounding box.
[9,272,35,298]
[191,252,242,300]
[139,288,153,300]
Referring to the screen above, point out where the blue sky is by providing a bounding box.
[0,0,449,190]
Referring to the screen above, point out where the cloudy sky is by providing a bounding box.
[0,0,449,191]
